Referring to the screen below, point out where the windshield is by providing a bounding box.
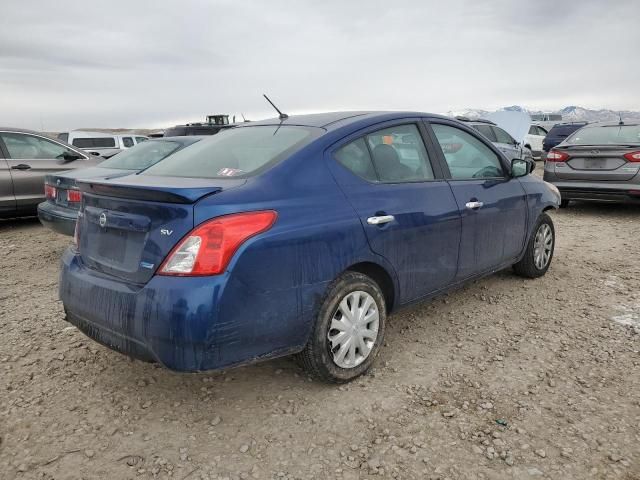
[143,125,319,179]
[566,124,640,145]
[98,140,184,170]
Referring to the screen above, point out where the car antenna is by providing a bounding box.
[263,94,288,120]
[618,112,624,125]
[241,113,247,122]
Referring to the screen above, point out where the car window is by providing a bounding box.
[57,133,69,142]
[335,138,378,182]
[0,132,79,160]
[473,124,497,142]
[431,124,504,180]
[365,124,434,182]
[99,140,184,170]
[72,137,117,148]
[143,125,319,179]
[492,127,515,144]
[566,124,640,145]
[537,126,548,136]
[122,137,134,148]
[135,137,148,143]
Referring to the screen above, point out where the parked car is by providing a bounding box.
[542,122,588,154]
[38,136,203,235]
[457,117,534,162]
[164,114,235,137]
[543,121,640,207]
[57,131,149,158]
[524,124,548,160]
[0,128,100,218]
[60,112,559,383]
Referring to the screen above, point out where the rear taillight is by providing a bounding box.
[67,189,82,202]
[159,210,277,276]
[623,151,640,162]
[45,184,56,199]
[546,150,569,162]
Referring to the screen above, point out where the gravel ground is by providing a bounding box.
[1,186,639,479]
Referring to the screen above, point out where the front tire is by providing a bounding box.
[513,213,555,278]
[297,271,387,383]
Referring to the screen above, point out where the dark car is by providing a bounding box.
[543,121,640,207]
[164,114,235,137]
[38,136,203,235]
[0,128,100,218]
[60,111,559,383]
[542,122,588,153]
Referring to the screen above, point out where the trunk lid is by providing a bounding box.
[76,175,246,284]
[46,168,131,210]
[553,145,640,181]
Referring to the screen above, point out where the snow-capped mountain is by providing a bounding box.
[446,106,640,123]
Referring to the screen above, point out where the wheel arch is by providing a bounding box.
[345,261,396,313]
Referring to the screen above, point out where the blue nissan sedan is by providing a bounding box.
[60,112,560,382]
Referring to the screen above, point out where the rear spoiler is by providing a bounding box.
[77,181,223,204]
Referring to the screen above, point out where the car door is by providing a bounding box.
[326,120,461,303]
[426,121,528,280]
[0,131,88,209]
[0,140,16,214]
[492,126,522,160]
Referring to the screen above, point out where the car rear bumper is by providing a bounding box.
[544,180,640,203]
[59,248,323,372]
[38,201,78,236]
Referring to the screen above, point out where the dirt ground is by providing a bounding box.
[1,180,639,479]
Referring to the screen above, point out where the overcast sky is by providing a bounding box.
[1,0,638,131]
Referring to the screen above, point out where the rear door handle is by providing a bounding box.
[11,164,31,170]
[367,215,395,225]
[465,201,484,210]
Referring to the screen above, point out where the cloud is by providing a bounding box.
[0,0,638,130]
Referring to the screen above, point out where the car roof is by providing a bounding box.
[0,126,48,135]
[240,111,450,131]
[156,136,205,144]
[579,121,640,127]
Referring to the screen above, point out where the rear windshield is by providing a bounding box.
[566,124,640,145]
[549,124,585,137]
[73,137,116,148]
[143,125,319,179]
[98,140,185,170]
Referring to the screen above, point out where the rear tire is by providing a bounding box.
[513,213,555,278]
[559,199,570,208]
[297,271,387,383]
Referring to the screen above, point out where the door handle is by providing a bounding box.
[465,201,484,210]
[11,164,31,170]
[367,215,395,225]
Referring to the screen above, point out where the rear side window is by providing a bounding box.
[72,137,116,148]
[335,124,434,183]
[143,125,318,179]
[493,127,515,144]
[122,137,134,147]
[431,124,504,180]
[473,124,497,142]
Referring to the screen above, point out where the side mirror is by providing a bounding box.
[61,152,83,162]
[511,158,529,178]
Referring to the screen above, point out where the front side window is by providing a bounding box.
[493,127,515,144]
[0,132,79,160]
[122,137,134,148]
[335,124,434,183]
[98,140,184,170]
[143,125,318,179]
[431,124,504,180]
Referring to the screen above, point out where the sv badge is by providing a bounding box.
[160,228,174,236]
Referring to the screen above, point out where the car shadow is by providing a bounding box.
[558,201,640,218]
[0,215,40,232]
